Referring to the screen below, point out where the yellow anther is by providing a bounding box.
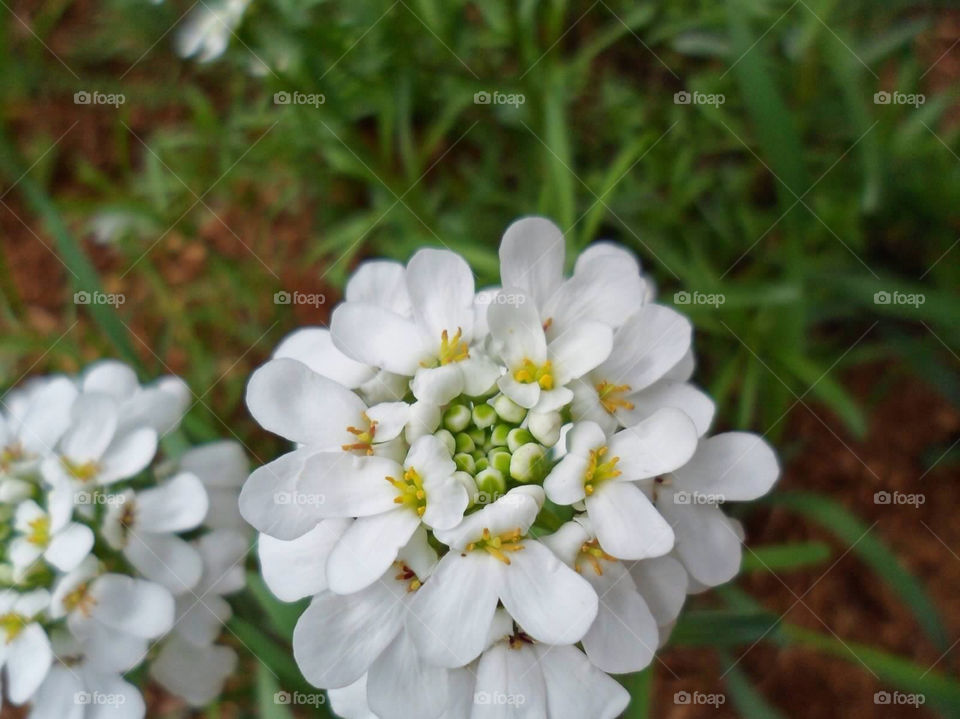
[466,527,525,565]
[394,562,423,593]
[62,583,96,617]
[0,443,24,471]
[342,413,378,455]
[508,630,534,650]
[583,446,621,496]
[513,359,554,390]
[27,516,51,546]
[438,328,470,365]
[596,380,634,413]
[386,467,428,516]
[575,539,616,576]
[0,613,27,643]
[61,457,99,482]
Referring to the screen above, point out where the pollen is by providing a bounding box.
[596,380,634,413]
[386,466,428,516]
[27,516,51,546]
[438,328,470,365]
[467,527,525,564]
[61,457,100,483]
[513,359,554,390]
[342,413,377,454]
[0,613,27,643]
[583,446,621,496]
[576,539,616,576]
[394,562,422,592]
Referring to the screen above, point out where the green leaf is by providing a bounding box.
[256,665,296,719]
[720,651,788,718]
[619,666,653,718]
[741,541,832,572]
[247,571,307,640]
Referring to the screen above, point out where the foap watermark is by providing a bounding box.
[474,691,526,706]
[474,90,525,108]
[874,91,924,108]
[274,91,325,108]
[674,90,725,108]
[476,291,526,307]
[874,490,925,508]
[76,492,126,507]
[274,690,326,707]
[274,290,326,307]
[75,692,126,707]
[674,290,725,308]
[274,491,325,506]
[674,690,726,707]
[74,290,125,307]
[874,290,924,308]
[74,90,125,108]
[674,490,725,506]
[874,691,925,707]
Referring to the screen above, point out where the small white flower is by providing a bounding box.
[9,491,94,576]
[151,634,238,707]
[0,590,53,704]
[175,440,249,531]
[175,0,251,62]
[0,376,77,481]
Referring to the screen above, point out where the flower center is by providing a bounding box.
[576,539,615,575]
[62,457,100,482]
[0,443,24,471]
[508,630,534,649]
[27,516,51,546]
[342,413,377,454]
[393,562,423,592]
[386,466,427,516]
[513,359,554,390]
[438,328,470,365]
[466,527,524,564]
[62,582,96,616]
[596,380,634,413]
[583,446,621,496]
[0,613,27,643]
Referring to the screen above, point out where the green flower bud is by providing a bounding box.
[454,452,476,474]
[510,443,546,483]
[475,457,489,472]
[434,429,456,454]
[454,432,475,453]
[443,404,472,433]
[489,423,511,447]
[528,411,562,447]
[507,427,535,453]
[493,394,527,424]
[472,403,497,429]
[475,466,506,499]
[488,447,512,475]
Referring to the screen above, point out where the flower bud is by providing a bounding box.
[528,411,562,447]
[493,394,526,424]
[510,443,546,483]
[443,404,472,433]
[507,427,535,453]
[434,429,456,454]
[487,448,512,476]
[472,403,497,429]
[454,452,476,474]
[475,467,506,497]
[489,423,511,447]
[454,432,475,454]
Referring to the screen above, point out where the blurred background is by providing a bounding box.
[0,0,958,716]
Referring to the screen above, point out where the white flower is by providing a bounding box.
[654,432,779,586]
[80,361,189,436]
[487,288,613,412]
[151,634,237,707]
[0,590,53,704]
[408,487,598,668]
[10,491,94,577]
[175,0,251,62]
[258,519,352,602]
[0,376,77,481]
[543,409,698,559]
[175,440,249,531]
[101,473,209,594]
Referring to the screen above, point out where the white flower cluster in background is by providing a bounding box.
[0,361,248,717]
[240,217,780,719]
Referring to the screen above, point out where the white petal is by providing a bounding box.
[404,401,442,443]
[488,291,547,367]
[79,622,149,673]
[421,475,469,531]
[672,432,779,501]
[238,449,327,539]
[15,377,77,456]
[123,532,203,594]
[6,623,52,703]
[367,631,447,719]
[258,520,351,602]
[549,321,613,384]
[597,304,692,391]
[408,551,503,668]
[178,441,248,488]
[434,486,543,550]
[82,360,139,399]
[246,358,367,446]
[536,644,630,719]
[531,386,574,414]
[98,427,158,484]
[122,376,190,435]
[573,241,641,275]
[44,523,94,571]
[587,481,674,560]
[406,248,475,342]
[273,327,375,388]
[499,216,565,308]
[473,641,546,719]
[657,496,743,587]
[607,407,698,480]
[496,373,541,410]
[539,520,591,567]
[90,574,175,638]
[411,364,464,405]
[500,540,598,645]
[620,380,715,437]
[543,453,589,506]
[293,583,405,688]
[61,393,119,463]
[82,670,145,719]
[397,526,439,580]
[328,675,377,719]
[173,594,232,646]
[346,259,412,315]
[303,453,404,518]
[151,635,237,706]
[565,421,608,455]
[134,472,209,533]
[364,402,410,442]
[28,666,82,719]
[628,555,688,626]
[326,509,420,595]
[581,561,657,673]
[331,303,427,375]
[569,380,619,435]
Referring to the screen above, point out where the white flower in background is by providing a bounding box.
[242,216,780,718]
[175,0,252,63]
[0,362,244,713]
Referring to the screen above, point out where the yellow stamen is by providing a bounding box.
[0,443,24,471]
[386,467,428,516]
[0,613,27,643]
[583,446,621,496]
[513,359,554,390]
[342,413,378,454]
[508,630,534,649]
[466,527,525,565]
[62,583,96,617]
[576,539,616,576]
[438,328,470,365]
[596,380,634,413]
[61,457,99,482]
[394,562,423,592]
[27,516,51,546]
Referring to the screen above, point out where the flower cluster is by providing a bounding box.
[0,361,248,716]
[241,217,779,718]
